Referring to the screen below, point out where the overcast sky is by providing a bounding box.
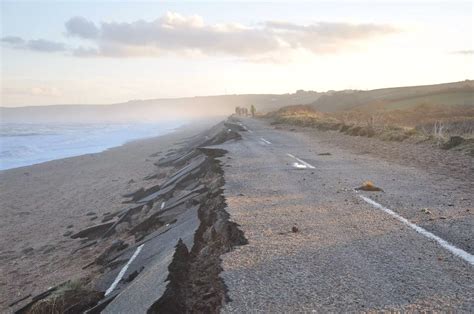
[1,1,472,107]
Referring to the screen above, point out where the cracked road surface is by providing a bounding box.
[219,118,473,312]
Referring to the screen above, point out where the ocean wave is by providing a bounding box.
[0,121,184,170]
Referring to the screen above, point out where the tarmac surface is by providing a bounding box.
[220,118,473,312]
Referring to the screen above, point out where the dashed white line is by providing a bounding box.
[105,244,145,296]
[260,138,272,145]
[286,153,315,169]
[161,201,166,209]
[359,194,474,266]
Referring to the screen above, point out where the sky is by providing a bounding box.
[0,1,472,107]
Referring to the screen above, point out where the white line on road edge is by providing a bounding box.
[105,244,145,296]
[286,153,315,169]
[359,194,474,266]
[292,162,307,169]
[260,138,272,145]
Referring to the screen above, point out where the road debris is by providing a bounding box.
[355,181,384,192]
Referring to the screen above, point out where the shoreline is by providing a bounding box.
[0,120,217,312]
[0,122,192,172]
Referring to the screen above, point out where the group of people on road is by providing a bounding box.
[235,105,256,117]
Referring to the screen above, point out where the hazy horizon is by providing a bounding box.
[1,1,472,107]
[1,79,472,109]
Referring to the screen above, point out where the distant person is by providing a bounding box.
[250,105,256,117]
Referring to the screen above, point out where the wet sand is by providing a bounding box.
[0,121,214,311]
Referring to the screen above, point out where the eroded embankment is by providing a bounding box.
[148,148,247,314]
[13,119,247,314]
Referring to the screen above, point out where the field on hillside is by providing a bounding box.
[310,80,473,112]
[381,91,473,110]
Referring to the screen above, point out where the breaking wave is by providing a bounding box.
[0,122,185,170]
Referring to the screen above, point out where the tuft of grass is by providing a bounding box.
[28,280,102,314]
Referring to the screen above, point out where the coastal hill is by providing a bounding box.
[309,80,473,112]
[0,91,320,123]
[1,80,472,123]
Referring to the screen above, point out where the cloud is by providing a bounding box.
[1,36,25,45]
[26,39,66,52]
[65,16,99,39]
[64,12,397,58]
[1,36,66,52]
[3,12,398,60]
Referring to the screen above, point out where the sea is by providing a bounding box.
[0,121,185,170]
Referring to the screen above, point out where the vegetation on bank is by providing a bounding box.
[265,104,474,155]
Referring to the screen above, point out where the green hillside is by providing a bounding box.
[310,80,474,112]
[383,91,473,110]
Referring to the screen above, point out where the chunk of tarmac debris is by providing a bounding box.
[292,225,299,233]
[72,240,97,254]
[71,222,115,240]
[95,240,128,265]
[355,181,384,192]
[13,287,58,313]
[8,293,31,307]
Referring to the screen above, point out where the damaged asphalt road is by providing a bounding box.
[13,117,473,313]
[220,117,473,312]
[14,120,247,314]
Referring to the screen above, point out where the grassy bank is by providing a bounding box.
[265,104,474,155]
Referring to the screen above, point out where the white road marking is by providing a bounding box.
[260,138,272,145]
[105,244,145,296]
[161,201,166,209]
[247,129,253,133]
[359,194,474,266]
[292,162,307,169]
[286,153,315,169]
